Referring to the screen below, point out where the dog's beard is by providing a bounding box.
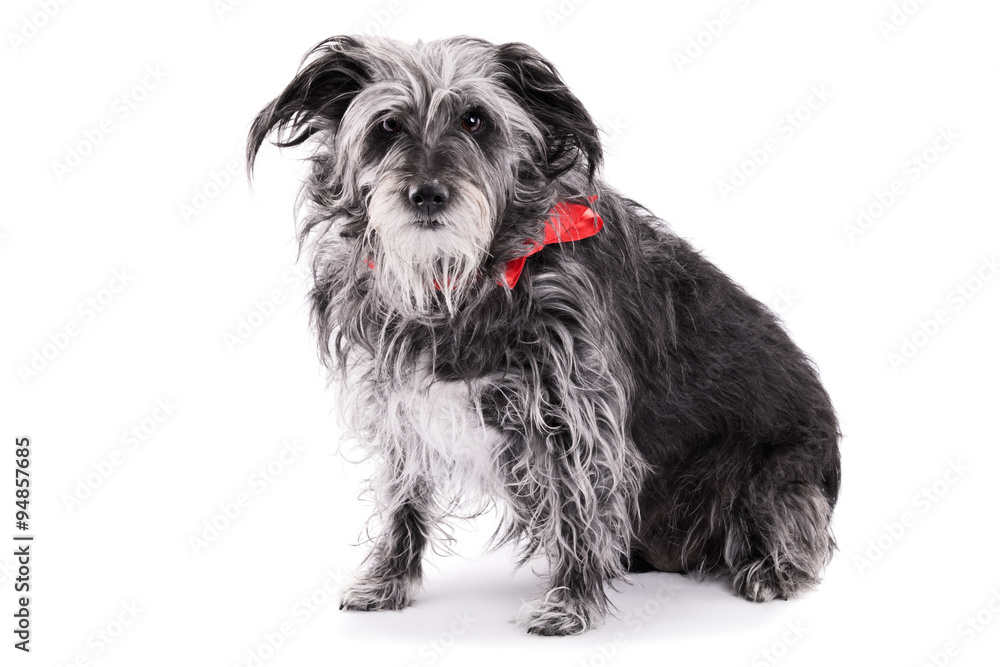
[366,176,494,317]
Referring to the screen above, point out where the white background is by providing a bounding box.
[3,0,1000,665]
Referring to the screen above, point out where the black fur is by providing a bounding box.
[493,42,603,180]
[246,36,370,171]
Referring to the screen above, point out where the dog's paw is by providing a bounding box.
[516,588,601,636]
[733,555,815,603]
[340,576,413,612]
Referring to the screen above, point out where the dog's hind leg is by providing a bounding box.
[725,480,835,602]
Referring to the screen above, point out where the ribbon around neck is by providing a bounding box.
[500,197,604,288]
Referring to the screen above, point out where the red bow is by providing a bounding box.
[500,198,604,288]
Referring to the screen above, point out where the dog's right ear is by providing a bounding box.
[247,36,370,176]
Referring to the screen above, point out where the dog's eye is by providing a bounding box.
[380,118,402,134]
[461,114,484,134]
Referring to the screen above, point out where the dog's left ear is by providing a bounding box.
[247,36,371,176]
[494,42,603,182]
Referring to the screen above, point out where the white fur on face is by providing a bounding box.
[366,174,495,315]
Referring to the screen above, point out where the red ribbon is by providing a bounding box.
[500,197,603,288]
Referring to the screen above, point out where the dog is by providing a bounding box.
[246,35,841,636]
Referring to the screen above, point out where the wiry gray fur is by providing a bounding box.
[247,35,841,635]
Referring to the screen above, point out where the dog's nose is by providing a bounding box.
[408,183,449,217]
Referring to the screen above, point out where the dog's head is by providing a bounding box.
[247,36,602,316]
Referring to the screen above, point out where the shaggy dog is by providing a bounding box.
[247,35,840,635]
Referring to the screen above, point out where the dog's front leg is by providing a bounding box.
[504,421,641,635]
[497,328,645,635]
[340,480,429,611]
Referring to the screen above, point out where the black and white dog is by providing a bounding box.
[247,36,840,635]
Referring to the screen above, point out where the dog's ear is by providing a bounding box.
[247,36,370,175]
[494,42,603,182]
